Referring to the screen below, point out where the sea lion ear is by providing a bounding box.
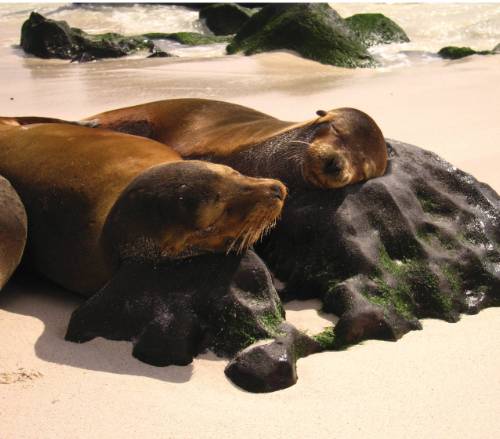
[316,110,328,117]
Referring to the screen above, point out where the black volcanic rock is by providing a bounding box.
[200,3,253,36]
[438,46,494,60]
[20,12,154,60]
[225,322,321,392]
[257,140,500,347]
[345,13,410,47]
[20,12,229,61]
[65,250,286,365]
[65,249,325,391]
[227,3,373,68]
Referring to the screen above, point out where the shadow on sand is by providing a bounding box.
[0,276,337,385]
[0,277,219,383]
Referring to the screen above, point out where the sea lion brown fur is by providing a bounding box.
[0,123,286,295]
[0,174,27,290]
[83,98,388,189]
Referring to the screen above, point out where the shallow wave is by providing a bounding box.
[1,3,500,64]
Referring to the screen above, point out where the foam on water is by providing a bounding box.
[154,40,228,58]
[1,3,500,64]
[335,3,500,68]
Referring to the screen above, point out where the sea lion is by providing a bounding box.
[0,175,27,290]
[0,123,286,295]
[82,98,388,189]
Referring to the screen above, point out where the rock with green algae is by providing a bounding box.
[438,46,493,59]
[65,249,320,392]
[257,140,500,348]
[345,13,409,47]
[494,43,500,53]
[227,3,373,68]
[142,32,230,46]
[225,322,322,393]
[20,12,227,62]
[21,12,154,61]
[199,3,254,36]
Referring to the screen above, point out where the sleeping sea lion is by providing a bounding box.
[82,98,388,189]
[0,175,27,290]
[0,123,286,295]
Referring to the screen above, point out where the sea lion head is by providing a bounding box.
[302,108,387,189]
[104,160,286,262]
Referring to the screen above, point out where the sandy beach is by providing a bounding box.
[1,3,499,438]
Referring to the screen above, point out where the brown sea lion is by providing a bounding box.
[82,99,388,189]
[0,123,286,295]
[0,174,27,290]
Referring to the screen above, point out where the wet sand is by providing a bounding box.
[0,23,499,439]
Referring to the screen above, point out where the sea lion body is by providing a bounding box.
[0,123,285,295]
[0,175,27,290]
[85,98,388,189]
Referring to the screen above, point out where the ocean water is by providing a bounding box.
[0,3,499,118]
[1,2,499,64]
[335,3,500,67]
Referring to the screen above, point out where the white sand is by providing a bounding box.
[0,23,499,439]
[1,281,499,439]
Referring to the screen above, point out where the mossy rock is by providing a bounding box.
[66,250,286,365]
[258,140,500,347]
[227,3,373,68]
[345,13,409,47]
[152,32,231,46]
[493,43,500,53]
[200,3,253,36]
[21,12,153,60]
[20,12,229,61]
[438,46,493,60]
[141,32,230,46]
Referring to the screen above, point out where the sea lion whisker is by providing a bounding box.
[234,210,266,254]
[227,214,255,254]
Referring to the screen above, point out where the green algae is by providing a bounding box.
[227,3,373,68]
[142,32,230,46]
[313,327,336,350]
[369,245,455,319]
[438,46,493,60]
[345,13,409,47]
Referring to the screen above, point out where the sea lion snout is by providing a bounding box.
[262,179,287,206]
[303,141,352,189]
[235,176,287,203]
[323,154,345,176]
[252,179,287,202]
[269,183,286,201]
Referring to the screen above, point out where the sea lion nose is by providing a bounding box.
[324,156,342,175]
[269,183,286,201]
